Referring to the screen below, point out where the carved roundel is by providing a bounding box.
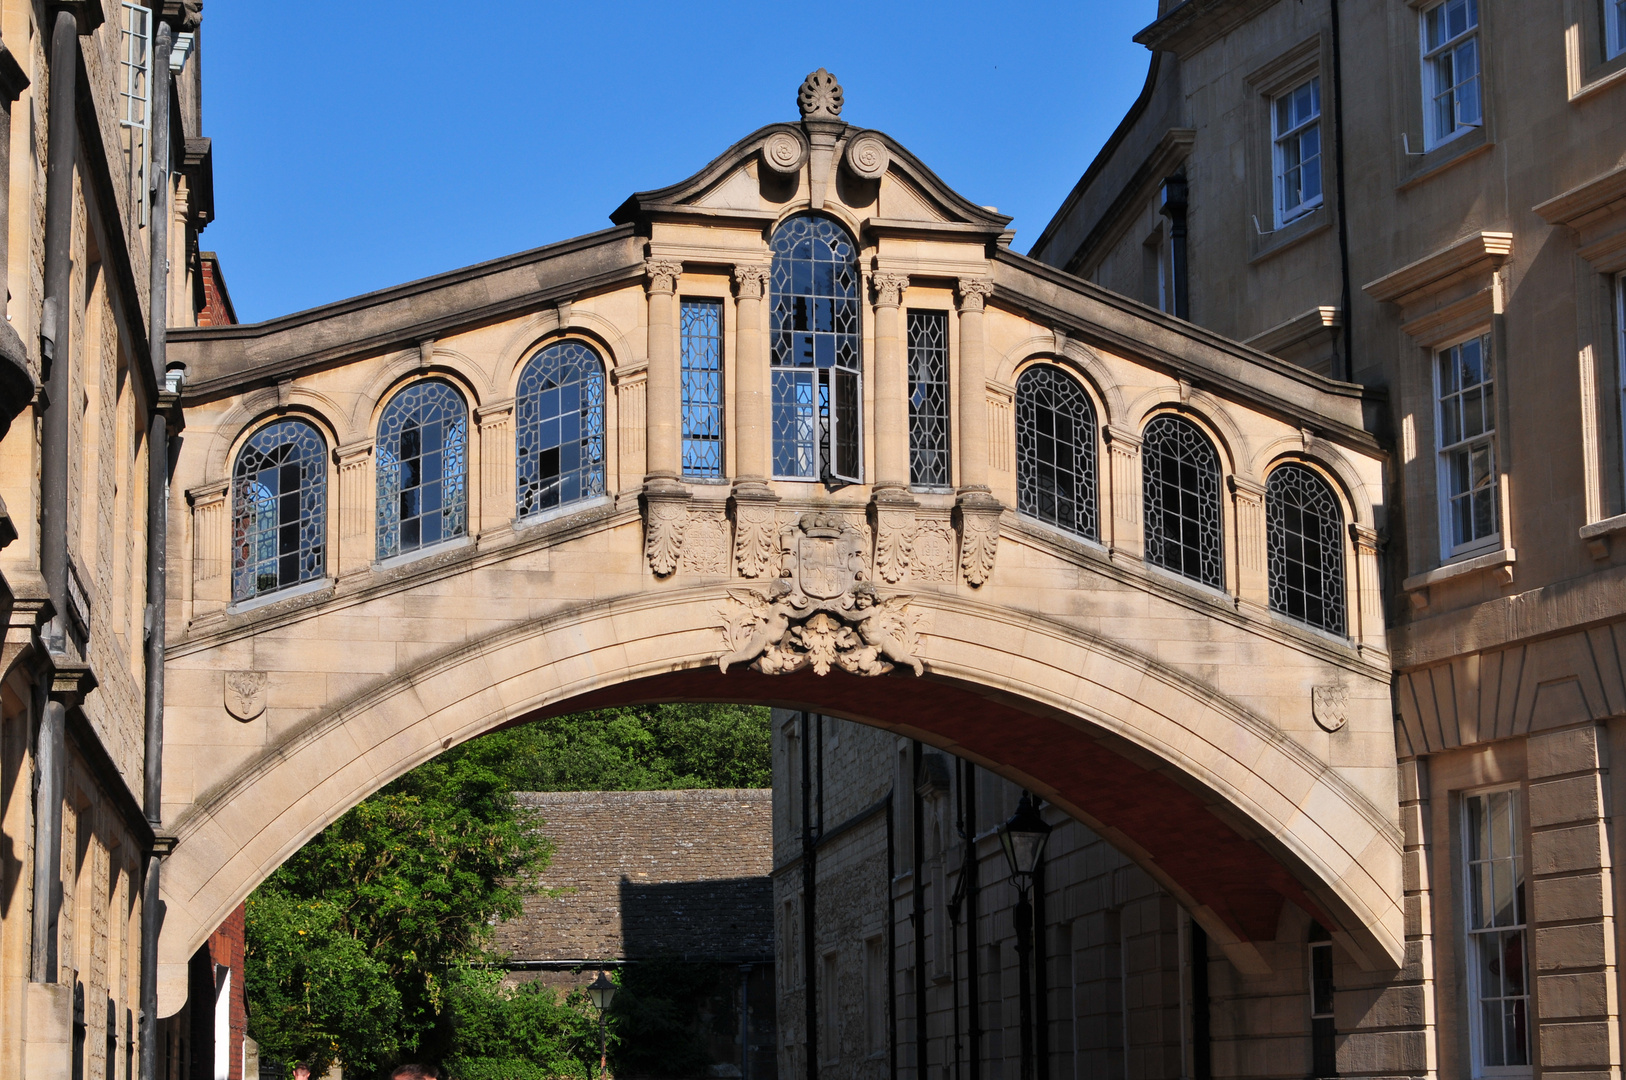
[762,130,808,176]
[843,132,889,181]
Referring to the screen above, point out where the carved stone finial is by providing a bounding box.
[798,68,844,121]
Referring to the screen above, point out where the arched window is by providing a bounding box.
[769,214,861,483]
[515,340,606,518]
[1267,464,1346,634]
[376,379,468,560]
[1142,414,1223,588]
[231,419,326,602]
[1016,365,1098,539]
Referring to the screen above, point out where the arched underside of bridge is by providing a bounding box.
[155,587,1402,1014]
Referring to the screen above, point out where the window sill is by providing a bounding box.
[1249,206,1331,265]
[227,577,334,615]
[1579,513,1626,559]
[1401,545,1514,609]
[1572,54,1626,104]
[1398,128,1492,192]
[514,494,615,532]
[373,535,472,573]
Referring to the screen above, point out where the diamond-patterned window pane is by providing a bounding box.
[1016,365,1098,540]
[1267,464,1346,635]
[231,419,326,602]
[1142,414,1223,587]
[681,299,723,479]
[376,379,468,560]
[908,310,950,487]
[769,214,861,481]
[516,341,606,519]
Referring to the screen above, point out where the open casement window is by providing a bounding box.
[1421,0,1483,149]
[769,214,862,485]
[1435,333,1499,558]
[119,4,151,227]
[230,420,326,602]
[1273,77,1323,227]
[1462,788,1529,1077]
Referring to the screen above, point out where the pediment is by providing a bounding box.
[609,120,1011,237]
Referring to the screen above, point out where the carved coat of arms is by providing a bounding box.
[1312,685,1348,732]
[225,670,268,722]
[718,513,924,677]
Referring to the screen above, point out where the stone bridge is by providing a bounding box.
[157,86,1396,1012]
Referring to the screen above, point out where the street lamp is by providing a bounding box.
[999,793,1051,1080]
[587,970,617,1080]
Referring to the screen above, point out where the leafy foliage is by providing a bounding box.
[245,704,772,1077]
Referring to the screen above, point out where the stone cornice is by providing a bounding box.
[1533,163,1626,229]
[1362,230,1513,307]
[1134,0,1281,58]
[1243,306,1341,357]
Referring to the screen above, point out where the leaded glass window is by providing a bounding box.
[1436,333,1497,555]
[1142,415,1223,587]
[1016,365,1098,540]
[907,310,950,487]
[1267,464,1345,635]
[1421,0,1481,149]
[681,299,723,479]
[231,419,326,602]
[1463,788,1529,1075]
[376,379,468,560]
[516,340,606,518]
[769,214,861,483]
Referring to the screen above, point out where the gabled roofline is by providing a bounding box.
[610,121,1012,233]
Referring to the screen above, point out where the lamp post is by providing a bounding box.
[999,793,1051,1080]
[587,970,618,1080]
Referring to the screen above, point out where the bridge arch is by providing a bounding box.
[156,583,1402,1013]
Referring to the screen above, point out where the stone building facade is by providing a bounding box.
[1019,1,1626,1078]
[493,789,777,1077]
[0,3,218,1080]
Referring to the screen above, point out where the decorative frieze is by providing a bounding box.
[680,506,731,577]
[475,400,515,535]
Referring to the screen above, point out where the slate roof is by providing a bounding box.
[494,790,774,965]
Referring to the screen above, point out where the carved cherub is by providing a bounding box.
[846,585,924,676]
[718,583,795,674]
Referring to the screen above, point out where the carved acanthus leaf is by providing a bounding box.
[645,498,687,577]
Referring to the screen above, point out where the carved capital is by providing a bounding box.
[956,278,994,313]
[1227,474,1266,504]
[645,258,683,295]
[475,399,516,426]
[733,264,772,301]
[871,271,910,309]
[1350,522,1380,554]
[185,479,230,509]
[334,439,374,467]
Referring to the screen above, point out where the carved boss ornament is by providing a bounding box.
[718,513,924,677]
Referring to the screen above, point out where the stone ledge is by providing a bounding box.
[1579,513,1626,560]
[1362,230,1513,308]
[1401,546,1515,609]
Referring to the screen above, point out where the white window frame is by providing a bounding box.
[1617,273,1626,502]
[1460,786,1530,1079]
[1434,331,1500,560]
[120,3,152,227]
[1609,0,1626,61]
[1272,76,1323,227]
[1420,0,1484,150]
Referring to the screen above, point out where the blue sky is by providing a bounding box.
[200,2,1158,324]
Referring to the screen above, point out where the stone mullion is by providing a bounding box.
[334,439,374,576]
[1105,426,1143,559]
[954,278,993,493]
[1527,724,1622,1080]
[1229,475,1266,608]
[475,400,515,536]
[871,270,910,493]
